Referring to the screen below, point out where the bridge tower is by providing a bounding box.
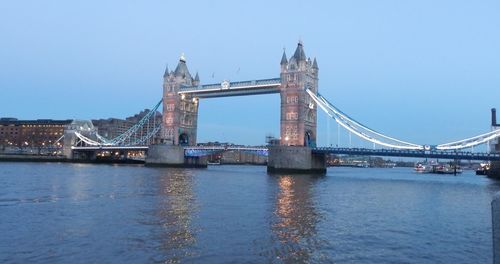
[279,41,319,147]
[268,41,326,174]
[161,54,200,146]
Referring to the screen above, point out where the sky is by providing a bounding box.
[1,0,499,147]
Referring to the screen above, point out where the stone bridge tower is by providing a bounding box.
[279,41,319,147]
[162,54,199,146]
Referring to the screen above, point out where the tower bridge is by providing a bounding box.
[61,41,500,175]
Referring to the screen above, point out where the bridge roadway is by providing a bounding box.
[72,146,149,151]
[73,146,500,161]
[313,147,500,161]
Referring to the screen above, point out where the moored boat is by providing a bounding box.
[476,163,490,176]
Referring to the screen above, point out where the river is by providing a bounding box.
[0,162,498,263]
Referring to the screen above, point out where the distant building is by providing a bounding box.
[92,109,162,143]
[197,142,268,165]
[91,118,132,140]
[0,118,72,148]
[219,150,267,165]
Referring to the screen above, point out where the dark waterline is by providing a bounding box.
[0,162,498,263]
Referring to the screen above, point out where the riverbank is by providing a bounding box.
[0,154,144,164]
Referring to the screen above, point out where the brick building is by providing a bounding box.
[0,118,72,148]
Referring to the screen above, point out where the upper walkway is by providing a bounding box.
[178,78,281,98]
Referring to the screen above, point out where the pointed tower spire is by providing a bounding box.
[163,64,169,78]
[174,52,192,80]
[280,49,288,65]
[293,40,306,61]
[312,57,318,69]
[194,72,200,82]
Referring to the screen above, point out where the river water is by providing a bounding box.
[0,162,498,263]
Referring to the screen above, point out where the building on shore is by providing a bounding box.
[1,107,161,153]
[0,118,72,148]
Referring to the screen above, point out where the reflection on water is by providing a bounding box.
[150,169,199,263]
[267,174,332,263]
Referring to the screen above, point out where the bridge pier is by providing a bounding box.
[62,130,77,159]
[492,193,500,263]
[267,146,326,174]
[145,144,207,168]
[489,142,500,179]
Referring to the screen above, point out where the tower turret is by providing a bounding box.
[280,49,288,71]
[193,72,200,86]
[163,64,169,79]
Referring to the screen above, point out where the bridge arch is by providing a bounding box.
[305,130,316,147]
[179,133,189,146]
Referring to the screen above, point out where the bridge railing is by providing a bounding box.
[313,147,500,160]
[184,146,269,157]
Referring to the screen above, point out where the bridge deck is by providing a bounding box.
[72,145,500,161]
[72,146,149,151]
[178,78,281,98]
[313,147,500,161]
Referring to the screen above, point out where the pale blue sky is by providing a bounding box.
[1,0,499,146]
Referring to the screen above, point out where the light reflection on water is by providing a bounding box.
[266,174,332,263]
[0,163,499,263]
[151,169,199,263]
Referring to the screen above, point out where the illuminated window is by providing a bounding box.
[286,112,298,120]
[286,96,293,104]
[287,96,299,104]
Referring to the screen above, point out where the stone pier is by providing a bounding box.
[267,146,326,174]
[489,143,500,179]
[492,193,500,263]
[145,144,207,168]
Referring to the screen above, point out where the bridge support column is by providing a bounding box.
[489,143,500,179]
[62,130,77,159]
[267,146,326,174]
[492,193,500,263]
[145,144,207,168]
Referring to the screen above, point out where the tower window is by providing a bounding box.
[286,96,298,104]
[286,112,298,120]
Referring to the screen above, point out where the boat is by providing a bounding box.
[414,163,427,173]
[476,163,490,176]
[414,161,462,175]
[431,164,462,175]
